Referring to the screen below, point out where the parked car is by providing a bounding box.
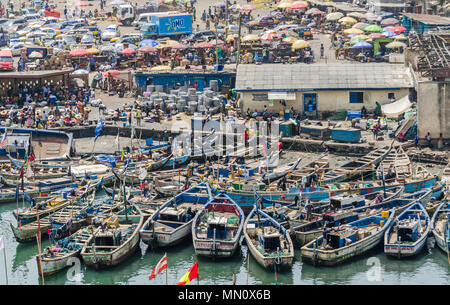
[10,43,25,56]
[247,16,279,29]
[81,32,95,45]
[101,24,121,41]
[181,30,214,42]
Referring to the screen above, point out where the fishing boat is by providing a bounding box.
[282,153,329,187]
[102,185,143,198]
[140,182,213,248]
[430,200,450,255]
[318,146,392,184]
[244,206,294,270]
[260,157,302,184]
[0,128,73,161]
[160,154,191,170]
[376,145,411,181]
[441,162,450,185]
[301,210,394,266]
[291,186,406,246]
[0,165,71,180]
[80,204,144,269]
[192,193,244,258]
[384,201,430,258]
[36,227,92,277]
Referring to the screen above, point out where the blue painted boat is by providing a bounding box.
[431,200,450,256]
[192,192,244,258]
[160,154,191,170]
[384,201,430,258]
[140,182,213,247]
[224,176,438,211]
[301,210,395,266]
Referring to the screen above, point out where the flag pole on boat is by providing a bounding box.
[0,236,7,285]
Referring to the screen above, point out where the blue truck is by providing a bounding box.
[140,13,192,39]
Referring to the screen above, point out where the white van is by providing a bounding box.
[132,11,178,28]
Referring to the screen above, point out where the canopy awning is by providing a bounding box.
[381,95,412,119]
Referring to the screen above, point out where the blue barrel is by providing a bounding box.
[62,192,68,199]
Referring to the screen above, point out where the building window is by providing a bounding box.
[252,93,268,101]
[388,92,395,100]
[349,92,364,103]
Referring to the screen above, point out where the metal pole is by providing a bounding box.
[236,13,242,70]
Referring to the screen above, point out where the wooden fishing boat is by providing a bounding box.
[36,227,92,277]
[376,145,411,181]
[291,186,410,247]
[430,200,450,255]
[0,165,70,180]
[224,174,438,211]
[441,161,450,185]
[80,204,144,269]
[319,146,392,184]
[192,193,244,258]
[282,153,330,187]
[160,154,191,170]
[102,185,144,198]
[384,201,430,258]
[301,210,394,266]
[7,154,92,169]
[10,189,113,243]
[140,183,213,248]
[244,206,294,270]
[260,157,302,184]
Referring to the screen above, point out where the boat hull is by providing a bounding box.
[36,251,80,277]
[141,221,192,248]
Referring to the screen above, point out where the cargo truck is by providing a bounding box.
[139,13,192,39]
[116,1,159,26]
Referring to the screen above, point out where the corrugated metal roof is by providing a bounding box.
[235,63,414,91]
[401,13,450,25]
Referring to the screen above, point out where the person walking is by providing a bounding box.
[320,43,324,59]
[426,132,432,148]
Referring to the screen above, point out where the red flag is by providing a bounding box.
[149,254,167,280]
[176,261,198,285]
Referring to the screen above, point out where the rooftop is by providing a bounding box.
[235,63,414,91]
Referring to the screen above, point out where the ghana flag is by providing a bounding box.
[176,261,198,285]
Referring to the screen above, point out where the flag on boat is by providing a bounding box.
[149,254,167,280]
[176,261,198,285]
[115,132,119,146]
[0,131,8,149]
[94,120,103,142]
[26,163,33,178]
[121,148,124,161]
[0,236,4,250]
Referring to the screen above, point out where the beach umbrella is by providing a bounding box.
[349,37,365,45]
[260,32,281,41]
[353,22,369,30]
[369,32,384,39]
[347,12,363,18]
[339,16,358,25]
[69,48,88,57]
[74,1,88,6]
[73,69,89,74]
[351,41,372,48]
[229,4,241,10]
[242,34,260,42]
[290,1,308,9]
[87,47,100,54]
[385,41,407,49]
[122,48,136,55]
[100,45,117,53]
[347,34,358,38]
[382,31,396,38]
[137,45,157,53]
[151,65,171,71]
[364,24,382,32]
[391,26,406,34]
[394,34,408,40]
[305,8,319,15]
[240,4,255,11]
[311,9,325,16]
[326,12,344,21]
[139,39,159,47]
[291,39,310,50]
[194,41,215,48]
[170,42,188,49]
[29,51,44,58]
[361,12,378,21]
[344,28,364,35]
[277,1,293,9]
[104,70,120,77]
[380,18,399,26]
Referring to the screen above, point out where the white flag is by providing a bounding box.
[26,163,33,178]
[0,236,4,250]
[115,133,119,145]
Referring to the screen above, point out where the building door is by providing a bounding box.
[303,93,317,118]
